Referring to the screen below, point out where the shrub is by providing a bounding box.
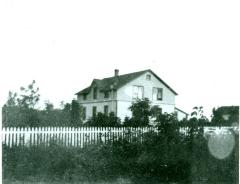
[3,124,239,183]
[85,112,121,127]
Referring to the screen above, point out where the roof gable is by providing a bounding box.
[75,69,178,95]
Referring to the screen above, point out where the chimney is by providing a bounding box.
[114,69,119,76]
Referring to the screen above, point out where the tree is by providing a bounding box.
[70,100,82,126]
[108,112,121,126]
[2,91,19,126]
[18,80,41,126]
[6,91,18,107]
[211,106,239,126]
[2,80,41,127]
[17,80,40,109]
[2,81,86,127]
[190,106,209,126]
[150,105,163,120]
[190,106,204,119]
[86,112,121,127]
[128,98,151,126]
[123,99,171,127]
[44,101,54,112]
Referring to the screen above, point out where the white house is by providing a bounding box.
[75,69,188,122]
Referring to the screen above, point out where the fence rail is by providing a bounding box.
[1,126,238,147]
[1,127,154,147]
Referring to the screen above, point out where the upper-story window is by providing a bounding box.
[146,74,151,81]
[133,85,144,99]
[153,87,163,101]
[104,91,109,98]
[83,94,87,100]
[93,87,97,99]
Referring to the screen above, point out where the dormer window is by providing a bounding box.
[83,94,87,100]
[93,87,97,99]
[146,74,151,80]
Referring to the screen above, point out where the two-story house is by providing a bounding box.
[75,69,188,122]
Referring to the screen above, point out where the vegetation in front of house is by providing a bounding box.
[2,81,239,127]
[211,106,239,126]
[3,116,238,183]
[2,81,239,183]
[2,80,83,127]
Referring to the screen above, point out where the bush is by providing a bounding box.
[85,112,121,127]
[3,124,239,183]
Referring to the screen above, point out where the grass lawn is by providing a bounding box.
[3,179,187,184]
[3,178,133,184]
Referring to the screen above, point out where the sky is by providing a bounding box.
[0,0,239,118]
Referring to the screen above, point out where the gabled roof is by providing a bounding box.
[75,69,178,95]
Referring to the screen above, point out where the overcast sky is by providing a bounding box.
[0,0,239,118]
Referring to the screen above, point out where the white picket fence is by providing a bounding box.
[1,127,154,147]
[1,126,238,147]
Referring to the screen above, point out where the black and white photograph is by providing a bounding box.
[0,0,239,183]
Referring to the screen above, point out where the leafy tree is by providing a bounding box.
[2,80,41,127]
[44,101,54,112]
[211,106,239,126]
[191,106,204,119]
[124,99,169,127]
[2,81,86,127]
[108,112,121,126]
[155,113,178,128]
[128,98,151,126]
[70,100,82,126]
[18,80,41,126]
[2,91,20,126]
[150,105,162,119]
[17,80,40,109]
[63,103,71,111]
[6,91,18,107]
[190,106,209,126]
[86,112,121,127]
[123,117,132,127]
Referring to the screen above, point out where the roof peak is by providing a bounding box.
[76,69,177,95]
[102,69,150,80]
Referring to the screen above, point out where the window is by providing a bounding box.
[92,106,97,117]
[104,91,109,98]
[82,107,86,120]
[83,94,87,100]
[153,87,163,100]
[133,86,144,99]
[146,74,151,80]
[93,87,97,99]
[104,105,109,115]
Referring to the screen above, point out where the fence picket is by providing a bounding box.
[2,126,237,147]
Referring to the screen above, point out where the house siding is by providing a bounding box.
[116,71,176,121]
[78,88,117,121]
[77,70,178,122]
[175,108,188,121]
